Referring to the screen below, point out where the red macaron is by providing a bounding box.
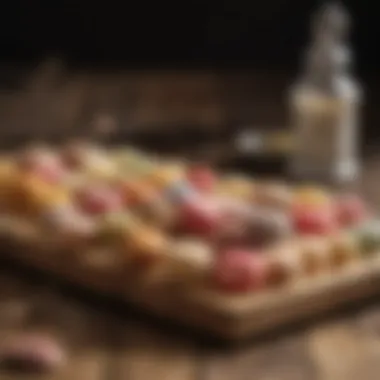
[212,249,268,293]
[75,185,124,215]
[335,194,369,227]
[292,205,338,235]
[186,165,217,193]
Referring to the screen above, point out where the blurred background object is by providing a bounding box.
[289,2,362,186]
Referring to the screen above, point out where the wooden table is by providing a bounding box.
[2,60,380,380]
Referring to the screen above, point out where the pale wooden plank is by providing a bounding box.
[308,321,380,380]
[0,273,32,336]
[110,321,199,380]
[204,335,316,380]
[0,273,38,380]
[48,315,110,380]
[356,306,380,336]
[21,287,111,380]
[49,351,107,380]
[0,371,44,380]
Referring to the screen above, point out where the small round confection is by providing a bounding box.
[216,175,253,200]
[186,164,216,193]
[293,186,331,206]
[148,164,185,191]
[63,142,116,178]
[61,140,95,169]
[126,225,168,267]
[17,147,67,185]
[163,181,197,205]
[335,193,369,228]
[178,197,223,237]
[75,184,124,215]
[247,208,293,246]
[0,159,16,179]
[253,182,293,210]
[40,204,97,251]
[354,221,380,256]
[99,211,137,231]
[0,161,19,210]
[137,198,177,229]
[214,202,251,246]
[266,256,293,287]
[292,205,337,235]
[15,174,71,216]
[210,200,292,247]
[85,159,117,181]
[0,332,66,373]
[42,203,96,235]
[120,181,157,207]
[112,147,145,164]
[266,243,302,286]
[15,145,67,183]
[212,249,268,293]
[126,154,156,178]
[96,212,139,246]
[329,233,359,269]
[32,162,67,185]
[166,238,214,282]
[214,196,249,215]
[16,145,51,167]
[298,237,330,275]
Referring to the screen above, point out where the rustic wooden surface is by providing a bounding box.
[2,59,380,379]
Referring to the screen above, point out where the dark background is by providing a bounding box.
[0,0,378,157]
[0,0,376,73]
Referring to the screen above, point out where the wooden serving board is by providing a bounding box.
[1,217,380,341]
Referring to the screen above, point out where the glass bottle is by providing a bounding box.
[289,2,362,187]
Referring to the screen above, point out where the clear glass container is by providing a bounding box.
[289,76,362,185]
[288,2,362,186]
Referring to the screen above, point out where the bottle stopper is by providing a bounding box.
[301,1,353,94]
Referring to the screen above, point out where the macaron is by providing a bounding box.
[75,185,123,215]
[212,249,268,293]
[298,237,331,275]
[253,182,293,209]
[292,205,338,235]
[329,233,360,269]
[293,186,331,208]
[186,164,217,193]
[15,174,71,216]
[126,225,168,267]
[354,221,380,256]
[335,193,369,228]
[178,197,223,237]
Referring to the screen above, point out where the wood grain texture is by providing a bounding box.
[109,322,199,380]
[204,336,317,380]
[308,320,380,380]
[1,61,380,380]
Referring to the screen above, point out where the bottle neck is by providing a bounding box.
[299,38,356,96]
